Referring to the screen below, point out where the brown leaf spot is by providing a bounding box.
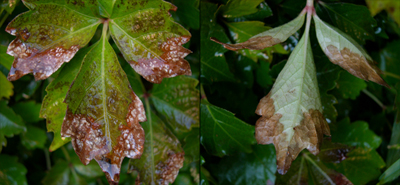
[325,45,389,88]
[62,92,145,184]
[131,36,192,84]
[255,93,330,174]
[155,152,184,185]
[6,37,79,81]
[210,36,281,51]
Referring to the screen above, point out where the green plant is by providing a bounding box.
[200,0,400,184]
[0,0,199,184]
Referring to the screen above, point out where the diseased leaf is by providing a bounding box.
[40,47,91,152]
[150,75,199,132]
[21,125,46,150]
[61,33,146,184]
[276,153,352,185]
[313,14,389,88]
[0,154,27,185]
[335,71,367,100]
[318,139,353,163]
[129,110,184,185]
[0,72,13,99]
[200,2,235,84]
[220,0,265,18]
[97,0,116,18]
[211,12,305,51]
[5,0,101,81]
[0,100,26,152]
[109,0,192,83]
[211,145,277,185]
[255,32,330,174]
[318,2,377,44]
[200,99,256,157]
[366,0,400,26]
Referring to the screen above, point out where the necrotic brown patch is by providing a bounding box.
[7,38,79,81]
[155,151,184,185]
[211,36,281,51]
[325,45,389,88]
[255,93,330,174]
[131,36,191,84]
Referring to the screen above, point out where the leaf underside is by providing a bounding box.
[313,15,389,88]
[211,12,305,51]
[255,33,330,174]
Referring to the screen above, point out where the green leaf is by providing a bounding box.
[331,118,382,149]
[0,45,12,70]
[225,21,271,43]
[320,92,338,123]
[326,148,385,185]
[183,128,200,164]
[129,110,184,185]
[40,47,91,152]
[200,2,235,84]
[211,145,276,184]
[212,13,306,51]
[97,0,116,18]
[12,101,42,123]
[220,0,265,18]
[0,100,26,152]
[335,71,367,100]
[256,60,273,88]
[120,60,145,98]
[255,30,329,174]
[200,100,256,157]
[378,40,400,86]
[387,111,400,166]
[21,125,46,150]
[0,154,27,185]
[276,153,352,185]
[62,33,146,184]
[315,54,341,92]
[109,0,191,83]
[379,158,400,185]
[5,0,101,81]
[150,75,199,132]
[42,160,70,185]
[1,0,19,14]
[170,0,199,29]
[0,72,13,99]
[313,14,388,88]
[318,2,377,44]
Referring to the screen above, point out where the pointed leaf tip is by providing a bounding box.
[211,13,305,51]
[313,15,389,88]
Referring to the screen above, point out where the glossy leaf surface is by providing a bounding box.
[0,154,27,185]
[129,110,184,185]
[61,34,146,184]
[109,0,191,83]
[40,47,91,151]
[201,100,256,157]
[335,71,367,100]
[220,0,265,18]
[378,158,400,185]
[5,0,101,81]
[150,75,199,131]
[314,14,388,88]
[255,33,329,174]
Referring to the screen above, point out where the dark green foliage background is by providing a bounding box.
[200,0,400,184]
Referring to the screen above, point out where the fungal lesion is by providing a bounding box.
[211,36,281,51]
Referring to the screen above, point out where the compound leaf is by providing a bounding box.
[61,33,146,184]
[255,32,330,174]
[109,0,191,84]
[129,110,184,185]
[5,0,101,81]
[150,75,199,132]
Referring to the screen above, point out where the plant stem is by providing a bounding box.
[44,148,51,170]
[362,89,386,110]
[102,19,109,39]
[61,146,71,162]
[383,71,400,80]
